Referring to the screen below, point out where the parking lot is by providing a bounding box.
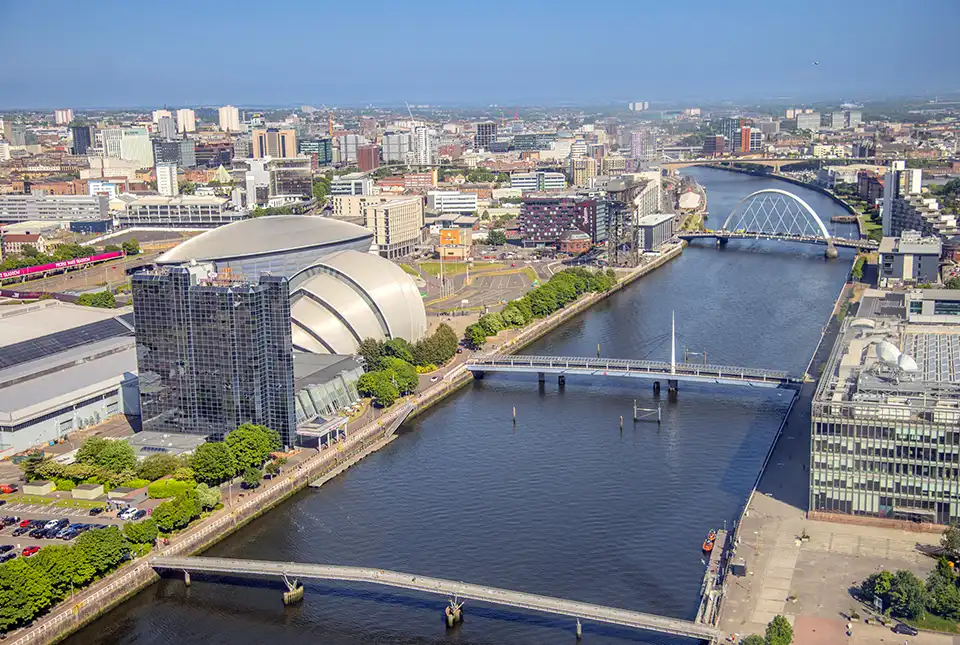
[0,501,131,556]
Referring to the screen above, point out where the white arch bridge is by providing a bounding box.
[677,188,878,256]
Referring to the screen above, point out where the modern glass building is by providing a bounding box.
[132,264,296,446]
[810,290,960,525]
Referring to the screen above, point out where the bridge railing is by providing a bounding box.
[467,356,789,381]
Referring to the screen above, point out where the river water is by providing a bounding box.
[63,168,857,645]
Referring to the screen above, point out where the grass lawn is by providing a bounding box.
[400,263,420,276]
[905,614,960,634]
[419,262,486,278]
[54,499,106,509]
[12,495,55,505]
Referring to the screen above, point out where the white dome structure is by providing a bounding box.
[289,250,427,354]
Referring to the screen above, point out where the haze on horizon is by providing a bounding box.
[1,0,958,109]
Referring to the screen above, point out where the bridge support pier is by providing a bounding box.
[538,372,545,385]
[717,238,728,248]
[667,379,678,394]
[183,571,190,587]
[653,381,660,394]
[558,374,565,388]
[824,242,838,259]
[445,598,464,628]
[473,370,484,380]
[281,574,304,605]
[576,619,582,640]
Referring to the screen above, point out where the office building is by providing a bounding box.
[176,108,197,133]
[427,190,477,214]
[298,137,333,165]
[474,121,497,150]
[233,136,252,160]
[878,231,942,286]
[6,123,26,146]
[152,109,172,123]
[119,128,154,168]
[336,134,364,164]
[739,127,763,153]
[601,156,629,176]
[267,157,312,200]
[119,195,234,228]
[253,128,297,158]
[637,213,675,251]
[853,141,877,158]
[357,144,380,172]
[71,124,94,155]
[99,127,123,158]
[153,138,196,168]
[858,171,884,203]
[519,196,597,248]
[510,171,566,192]
[218,105,241,132]
[156,162,179,197]
[382,132,413,162]
[630,130,659,164]
[330,172,373,196]
[54,108,74,125]
[363,196,424,258]
[822,112,846,130]
[0,194,109,222]
[847,110,863,129]
[133,264,296,445]
[758,120,780,137]
[0,300,139,453]
[702,135,726,157]
[795,112,821,132]
[882,161,923,236]
[569,156,598,187]
[156,115,177,139]
[511,133,556,151]
[809,290,960,526]
[333,194,392,219]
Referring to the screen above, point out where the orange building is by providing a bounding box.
[439,229,467,246]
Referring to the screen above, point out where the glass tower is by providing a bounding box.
[133,265,296,446]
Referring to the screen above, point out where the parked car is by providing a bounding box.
[0,484,18,494]
[0,552,16,563]
[21,546,41,557]
[89,507,104,516]
[44,518,68,531]
[0,545,14,553]
[118,507,140,520]
[55,527,75,539]
[12,526,28,537]
[28,528,46,539]
[0,500,6,507]
[893,623,919,636]
[19,519,31,528]
[129,509,147,520]
[1,516,19,526]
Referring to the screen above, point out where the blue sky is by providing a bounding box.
[2,0,957,108]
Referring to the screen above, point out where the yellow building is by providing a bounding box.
[363,197,424,259]
[569,156,597,187]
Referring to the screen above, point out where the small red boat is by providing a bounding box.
[702,529,717,553]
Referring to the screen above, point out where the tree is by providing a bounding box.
[225,423,280,471]
[357,338,385,372]
[242,466,261,488]
[76,290,116,309]
[103,244,122,253]
[123,518,159,545]
[137,453,180,481]
[357,371,399,407]
[851,256,865,280]
[941,524,960,560]
[487,229,508,245]
[764,614,793,645]
[121,238,140,255]
[151,501,179,532]
[27,545,85,601]
[0,558,53,631]
[195,482,221,510]
[946,277,960,290]
[478,312,505,336]
[190,441,237,485]
[889,569,927,619]
[382,338,415,364]
[21,244,40,258]
[76,437,110,465]
[926,559,960,619]
[863,570,894,602]
[74,527,129,577]
[382,357,418,394]
[94,440,137,473]
[740,636,765,645]
[464,324,486,349]
[172,466,195,481]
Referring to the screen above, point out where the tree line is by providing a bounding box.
[0,242,98,272]
[464,267,618,348]
[356,323,459,406]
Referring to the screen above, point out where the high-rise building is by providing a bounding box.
[336,134,364,164]
[132,265,296,446]
[54,109,74,125]
[156,162,179,197]
[510,171,567,192]
[357,144,380,172]
[176,109,197,133]
[152,109,172,123]
[474,121,497,150]
[298,138,333,165]
[252,128,297,158]
[100,127,123,158]
[382,132,413,162]
[519,196,597,247]
[795,112,821,132]
[822,112,846,130]
[7,123,26,146]
[157,115,177,140]
[739,127,763,153]
[219,105,241,132]
[70,124,94,155]
[363,197,425,258]
[569,156,598,187]
[846,110,863,129]
[267,157,312,199]
[881,160,923,236]
[120,128,154,168]
[413,126,436,166]
[702,135,726,156]
[153,139,196,168]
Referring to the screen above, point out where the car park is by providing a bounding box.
[1,516,19,527]
[0,545,13,553]
[21,546,40,557]
[28,527,46,538]
[118,507,140,520]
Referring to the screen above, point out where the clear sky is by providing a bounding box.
[2,0,958,108]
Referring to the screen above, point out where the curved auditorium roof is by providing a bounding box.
[157,215,373,264]
[290,251,427,355]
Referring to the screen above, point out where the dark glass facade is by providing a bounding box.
[70,125,93,155]
[133,267,296,446]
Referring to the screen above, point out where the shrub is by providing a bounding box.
[147,479,197,499]
[54,479,75,492]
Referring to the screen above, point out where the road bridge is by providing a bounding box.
[678,230,878,251]
[150,556,721,642]
[661,156,886,171]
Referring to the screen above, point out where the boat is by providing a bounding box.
[702,529,717,553]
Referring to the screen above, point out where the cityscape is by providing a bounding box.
[1,2,960,644]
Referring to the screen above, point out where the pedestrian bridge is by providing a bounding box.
[467,355,800,389]
[150,556,721,642]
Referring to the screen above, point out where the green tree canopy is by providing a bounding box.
[190,441,237,485]
[225,423,281,472]
[74,527,129,577]
[382,357,418,394]
[357,371,399,407]
[76,437,110,465]
[942,523,960,560]
[242,466,261,488]
[94,440,137,473]
[76,290,117,309]
[740,636,765,645]
[121,238,140,255]
[123,518,159,545]
[0,558,53,631]
[464,324,486,349]
[195,482,221,510]
[487,229,508,245]
[136,453,181,481]
[764,614,793,645]
[889,569,927,619]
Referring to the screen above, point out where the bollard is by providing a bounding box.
[513,406,516,424]
[576,619,582,640]
[620,415,623,430]
[184,571,190,587]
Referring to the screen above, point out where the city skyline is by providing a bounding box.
[1,0,958,109]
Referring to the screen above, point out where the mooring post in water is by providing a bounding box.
[183,570,190,587]
[558,374,565,388]
[596,342,600,358]
[576,618,582,640]
[512,406,516,424]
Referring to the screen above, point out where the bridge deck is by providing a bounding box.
[150,556,720,641]
[467,355,797,388]
[678,230,877,250]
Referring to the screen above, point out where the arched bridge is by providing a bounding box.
[677,188,878,256]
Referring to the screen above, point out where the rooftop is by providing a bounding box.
[638,213,675,226]
[0,300,133,349]
[129,195,228,206]
[294,353,362,390]
[878,231,942,255]
[125,431,207,457]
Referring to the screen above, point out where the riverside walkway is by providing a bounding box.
[150,556,722,642]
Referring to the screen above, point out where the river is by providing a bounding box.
[63,168,857,645]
